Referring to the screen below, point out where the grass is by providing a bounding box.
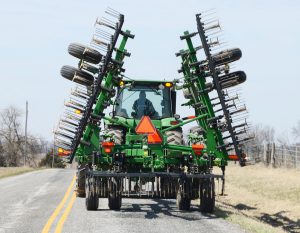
[0,167,37,179]
[214,163,300,233]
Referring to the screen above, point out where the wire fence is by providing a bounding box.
[245,143,300,169]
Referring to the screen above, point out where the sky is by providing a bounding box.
[0,0,299,141]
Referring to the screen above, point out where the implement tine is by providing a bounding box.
[106,7,121,18]
[199,8,216,15]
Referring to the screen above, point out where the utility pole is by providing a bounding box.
[52,130,55,168]
[24,101,28,167]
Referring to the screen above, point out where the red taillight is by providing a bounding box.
[102,142,115,147]
[192,144,205,156]
[170,121,179,125]
[104,148,112,153]
[102,141,115,153]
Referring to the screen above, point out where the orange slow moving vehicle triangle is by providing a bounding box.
[135,116,162,144]
[135,116,156,134]
[147,129,163,144]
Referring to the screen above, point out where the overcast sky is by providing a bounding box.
[0,0,299,141]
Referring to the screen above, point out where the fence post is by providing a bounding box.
[271,143,275,167]
[284,147,287,168]
[263,143,267,165]
[296,147,298,169]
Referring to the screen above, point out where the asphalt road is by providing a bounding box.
[0,169,245,233]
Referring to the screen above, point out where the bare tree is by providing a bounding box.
[277,131,291,147]
[0,106,23,166]
[0,140,5,166]
[0,106,46,167]
[26,136,48,167]
[250,124,275,145]
[243,124,275,161]
[292,120,300,140]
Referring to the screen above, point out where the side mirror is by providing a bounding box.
[174,114,180,119]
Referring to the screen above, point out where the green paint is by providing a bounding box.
[73,29,230,172]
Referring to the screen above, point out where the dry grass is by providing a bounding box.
[0,167,36,179]
[215,163,300,233]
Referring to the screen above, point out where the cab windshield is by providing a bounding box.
[115,84,172,119]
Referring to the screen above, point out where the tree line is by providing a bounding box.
[0,106,64,167]
[1,105,299,167]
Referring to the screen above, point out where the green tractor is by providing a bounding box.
[106,79,184,149]
[76,79,220,211]
[55,9,251,213]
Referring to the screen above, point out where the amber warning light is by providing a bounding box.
[164,82,173,88]
[57,148,71,156]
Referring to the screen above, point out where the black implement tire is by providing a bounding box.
[85,176,99,211]
[165,128,183,145]
[108,177,122,210]
[200,178,215,213]
[68,43,102,64]
[60,65,94,86]
[176,178,191,211]
[176,191,191,211]
[76,165,87,198]
[108,194,122,210]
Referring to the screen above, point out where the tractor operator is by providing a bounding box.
[132,90,158,119]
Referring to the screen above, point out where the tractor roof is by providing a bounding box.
[122,79,173,84]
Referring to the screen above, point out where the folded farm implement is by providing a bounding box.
[55,8,252,212]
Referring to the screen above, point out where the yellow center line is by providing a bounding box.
[54,191,77,233]
[41,174,76,233]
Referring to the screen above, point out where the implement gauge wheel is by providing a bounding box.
[76,165,87,198]
[176,192,191,211]
[176,179,191,211]
[200,178,215,213]
[85,176,99,211]
[108,177,122,210]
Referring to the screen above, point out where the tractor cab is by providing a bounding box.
[114,80,176,120]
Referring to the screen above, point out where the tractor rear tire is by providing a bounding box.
[200,178,215,213]
[61,65,94,86]
[85,176,99,211]
[105,126,124,145]
[68,43,102,64]
[165,128,183,145]
[189,126,204,135]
